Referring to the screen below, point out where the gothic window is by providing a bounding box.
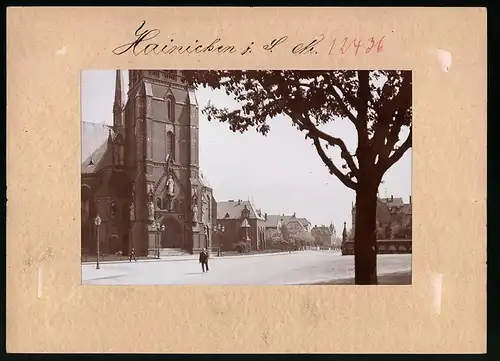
[166,97,175,121]
[173,199,178,211]
[166,131,174,158]
[156,198,162,210]
[179,200,184,212]
[207,195,211,221]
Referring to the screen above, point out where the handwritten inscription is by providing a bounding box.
[112,21,387,57]
[112,21,239,56]
[328,36,386,56]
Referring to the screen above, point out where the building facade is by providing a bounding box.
[263,213,312,244]
[351,195,412,240]
[81,70,216,257]
[311,224,336,246]
[215,200,266,251]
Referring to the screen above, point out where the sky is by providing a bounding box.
[81,70,412,234]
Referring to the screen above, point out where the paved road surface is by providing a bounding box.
[81,250,412,286]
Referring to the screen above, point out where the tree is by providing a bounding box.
[280,223,290,241]
[184,70,412,284]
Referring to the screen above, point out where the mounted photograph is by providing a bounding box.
[80,69,412,286]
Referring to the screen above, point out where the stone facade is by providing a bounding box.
[81,70,215,257]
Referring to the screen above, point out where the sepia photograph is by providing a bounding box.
[80,69,412,286]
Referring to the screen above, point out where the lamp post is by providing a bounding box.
[94,214,102,269]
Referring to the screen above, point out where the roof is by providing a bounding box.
[217,200,265,220]
[198,171,212,189]
[379,197,404,207]
[311,226,332,236]
[264,214,311,228]
[81,122,115,174]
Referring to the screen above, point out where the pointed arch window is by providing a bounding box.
[156,198,162,210]
[166,96,175,121]
[166,131,175,158]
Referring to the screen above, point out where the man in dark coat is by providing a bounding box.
[199,248,209,272]
[129,247,137,262]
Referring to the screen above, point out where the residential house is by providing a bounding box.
[216,199,266,251]
[264,213,311,241]
[311,223,336,246]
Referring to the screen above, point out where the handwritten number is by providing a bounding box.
[377,36,385,53]
[365,37,376,54]
[353,39,363,56]
[340,37,351,54]
[328,38,337,55]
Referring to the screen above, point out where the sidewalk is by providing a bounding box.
[81,250,305,265]
[310,270,412,285]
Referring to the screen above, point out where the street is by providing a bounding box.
[81,250,412,285]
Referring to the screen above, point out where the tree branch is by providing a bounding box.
[285,111,359,177]
[383,128,412,172]
[312,137,358,190]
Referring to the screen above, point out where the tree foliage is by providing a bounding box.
[183,70,412,284]
[183,70,412,191]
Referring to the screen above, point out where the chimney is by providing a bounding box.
[409,195,412,204]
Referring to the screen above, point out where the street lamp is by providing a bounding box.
[94,214,102,269]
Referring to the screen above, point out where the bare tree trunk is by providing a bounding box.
[354,179,379,285]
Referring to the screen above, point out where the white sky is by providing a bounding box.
[81,70,412,234]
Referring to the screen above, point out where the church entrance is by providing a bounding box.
[161,217,183,248]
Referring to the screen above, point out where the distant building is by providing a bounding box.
[264,213,311,233]
[216,199,266,251]
[351,195,412,239]
[263,213,311,243]
[311,224,336,246]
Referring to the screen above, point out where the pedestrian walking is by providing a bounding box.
[129,247,137,262]
[199,248,209,272]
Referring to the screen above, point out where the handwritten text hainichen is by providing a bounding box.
[112,21,386,57]
[112,21,246,56]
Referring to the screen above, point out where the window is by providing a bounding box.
[166,131,174,158]
[110,201,117,219]
[165,71,177,81]
[156,198,162,210]
[167,97,175,121]
[207,196,211,221]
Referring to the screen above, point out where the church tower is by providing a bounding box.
[123,70,212,255]
[113,70,126,136]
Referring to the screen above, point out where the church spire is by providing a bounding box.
[113,69,125,134]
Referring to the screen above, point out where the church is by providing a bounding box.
[81,70,216,257]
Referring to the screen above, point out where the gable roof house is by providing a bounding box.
[216,199,266,251]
